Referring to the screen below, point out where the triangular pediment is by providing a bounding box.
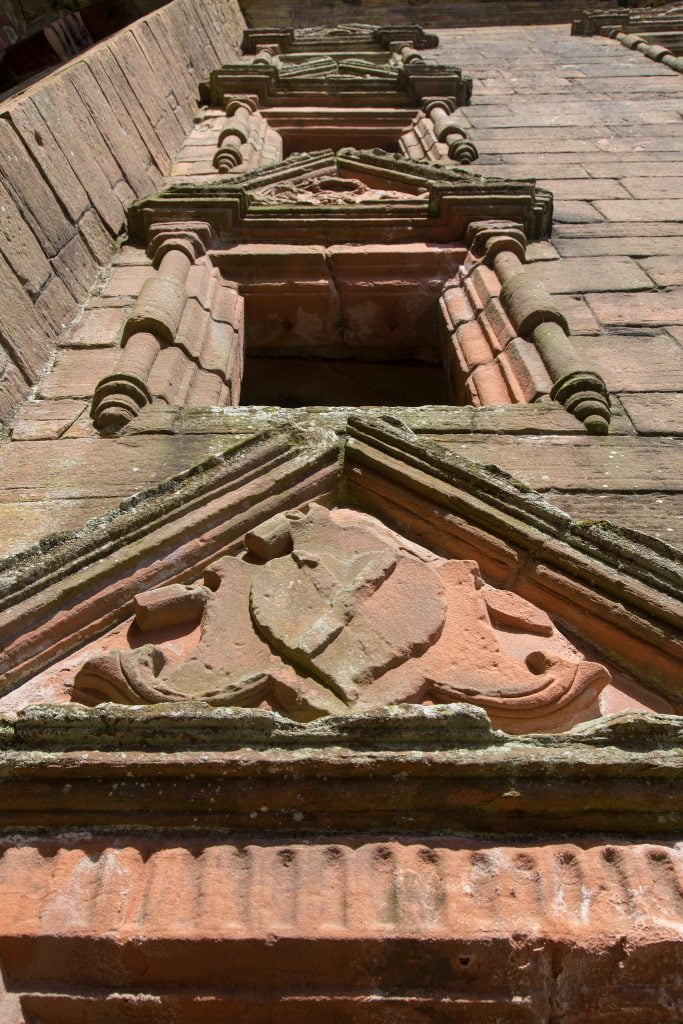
[200,58,470,109]
[1,415,680,732]
[128,149,553,243]
[242,23,440,55]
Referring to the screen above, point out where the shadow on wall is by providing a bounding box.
[0,1,171,95]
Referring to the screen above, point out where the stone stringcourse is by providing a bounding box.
[0,703,681,834]
[573,3,683,72]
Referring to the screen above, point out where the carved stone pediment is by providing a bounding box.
[72,503,610,731]
[127,149,553,242]
[1,418,680,732]
[251,174,420,204]
[199,60,471,110]
[242,23,439,55]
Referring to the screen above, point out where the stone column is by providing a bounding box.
[213,97,258,173]
[468,221,611,434]
[251,43,280,66]
[423,98,478,164]
[395,43,426,65]
[91,223,211,431]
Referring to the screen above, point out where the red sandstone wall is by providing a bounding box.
[0,0,245,424]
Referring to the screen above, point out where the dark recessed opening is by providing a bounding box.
[232,243,467,409]
[239,355,451,407]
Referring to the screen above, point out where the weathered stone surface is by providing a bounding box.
[0,0,247,424]
[528,256,652,294]
[37,349,119,400]
[594,199,683,222]
[73,504,610,731]
[621,392,683,436]
[0,434,233,501]
[59,306,127,348]
[549,492,683,549]
[435,434,683,493]
[570,334,683,392]
[586,289,683,328]
[11,401,86,442]
[0,499,122,558]
[638,255,683,287]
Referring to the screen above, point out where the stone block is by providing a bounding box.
[0,120,76,259]
[3,99,89,223]
[61,307,127,348]
[103,265,156,298]
[529,256,651,294]
[638,257,683,288]
[570,334,683,392]
[594,199,683,222]
[34,277,77,337]
[538,179,630,200]
[586,290,683,328]
[622,177,683,200]
[37,349,119,400]
[0,181,51,300]
[11,401,87,441]
[436,434,683,493]
[0,254,54,382]
[621,393,683,436]
[553,201,605,224]
[51,235,100,303]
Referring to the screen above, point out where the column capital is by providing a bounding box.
[147,221,213,266]
[466,221,527,262]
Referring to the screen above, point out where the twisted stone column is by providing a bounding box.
[213,97,258,173]
[424,98,478,164]
[468,222,611,434]
[91,223,211,431]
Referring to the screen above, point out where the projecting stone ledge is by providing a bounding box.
[0,704,680,836]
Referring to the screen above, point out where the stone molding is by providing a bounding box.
[1,830,681,1020]
[0,704,681,834]
[127,149,553,243]
[241,24,440,55]
[0,418,680,705]
[572,4,683,72]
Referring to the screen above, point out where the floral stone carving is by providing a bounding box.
[73,505,611,730]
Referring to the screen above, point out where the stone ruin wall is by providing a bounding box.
[0,2,681,560]
[0,5,681,1020]
[0,0,246,424]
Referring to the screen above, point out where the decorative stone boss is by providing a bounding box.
[74,505,610,731]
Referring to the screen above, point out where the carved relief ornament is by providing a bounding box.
[73,505,610,731]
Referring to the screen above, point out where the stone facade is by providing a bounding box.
[0,2,681,1020]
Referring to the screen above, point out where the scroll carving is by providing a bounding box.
[73,505,611,730]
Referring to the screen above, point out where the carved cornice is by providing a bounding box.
[573,3,683,36]
[241,24,440,55]
[128,149,553,243]
[0,704,680,835]
[572,4,683,71]
[199,60,472,109]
